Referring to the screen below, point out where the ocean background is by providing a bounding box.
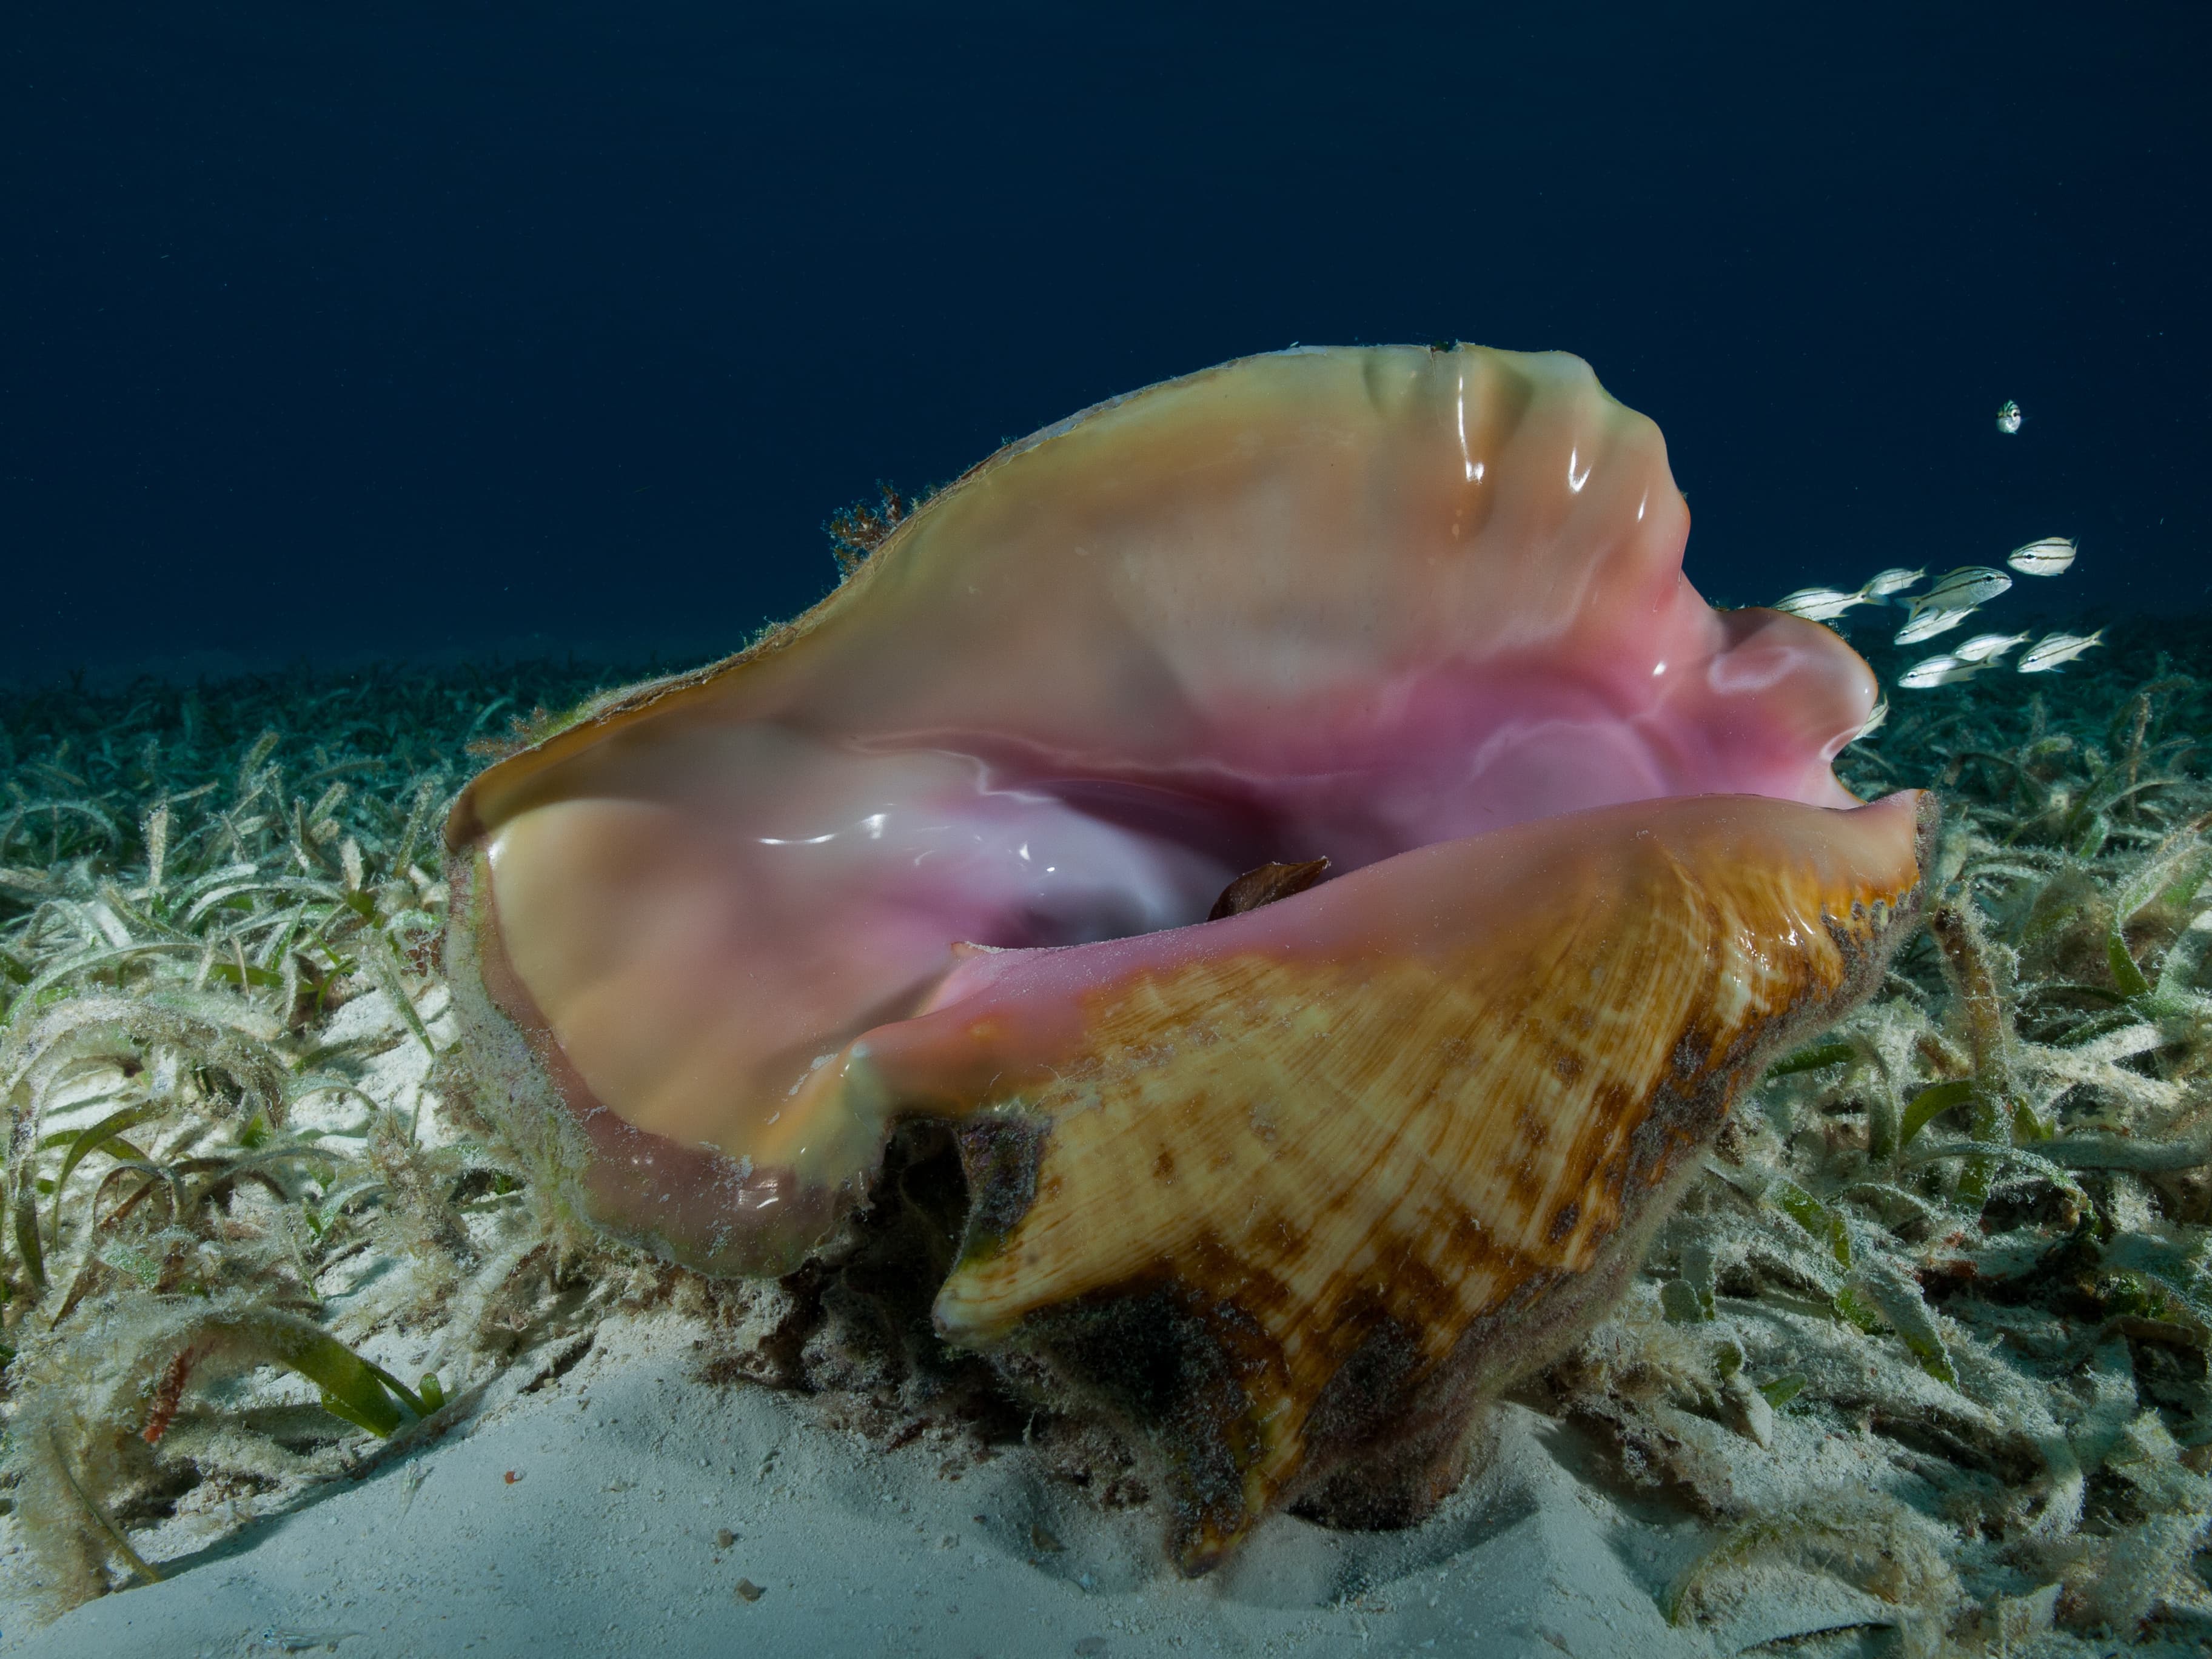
[5,2,2207,683]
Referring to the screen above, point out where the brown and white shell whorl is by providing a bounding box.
[917,788,1929,1568]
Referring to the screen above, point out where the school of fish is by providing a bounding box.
[1769,531,2102,719]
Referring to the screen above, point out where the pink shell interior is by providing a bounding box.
[455,344,1879,1250]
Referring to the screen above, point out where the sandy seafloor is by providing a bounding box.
[0,1319,1905,1659]
[0,996,1903,1659]
[8,626,2212,1657]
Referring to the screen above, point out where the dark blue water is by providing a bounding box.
[7,2,2207,680]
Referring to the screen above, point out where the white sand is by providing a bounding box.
[0,1309,1912,1659]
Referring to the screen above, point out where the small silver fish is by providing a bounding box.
[1851,696,1890,741]
[1857,567,1925,603]
[1899,654,1982,690]
[1996,400,2023,434]
[1952,631,2031,663]
[1893,604,1978,645]
[2017,628,2105,673]
[1922,565,2014,609]
[2006,535,2077,577]
[1772,586,1868,622]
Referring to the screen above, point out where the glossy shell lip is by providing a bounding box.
[450,851,845,1270]
[444,345,1884,1269]
[440,341,1925,1565]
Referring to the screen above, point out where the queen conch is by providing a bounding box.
[444,344,1931,1569]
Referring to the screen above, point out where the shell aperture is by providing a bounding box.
[444,343,1929,1567]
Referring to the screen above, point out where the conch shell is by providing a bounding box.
[444,344,1929,1568]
